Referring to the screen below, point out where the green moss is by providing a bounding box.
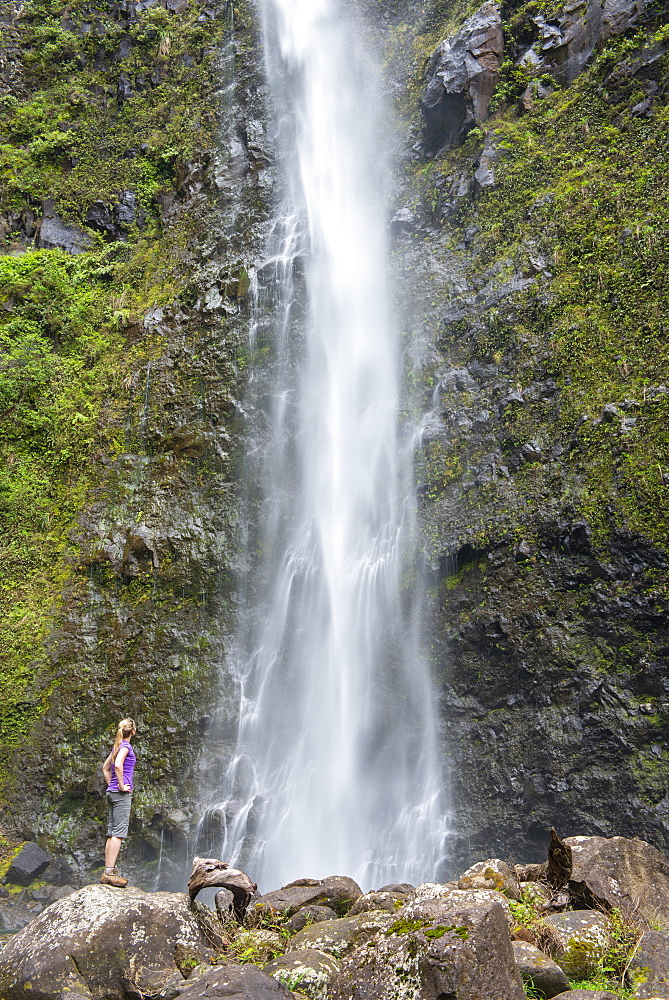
[408,21,669,569]
[0,0,251,793]
[388,917,429,935]
[424,923,469,940]
[0,839,23,883]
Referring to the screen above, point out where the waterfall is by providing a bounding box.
[200,0,448,890]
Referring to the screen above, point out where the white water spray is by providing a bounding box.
[202,0,447,889]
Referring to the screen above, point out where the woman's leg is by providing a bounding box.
[105,836,123,869]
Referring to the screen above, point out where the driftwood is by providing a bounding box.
[188,857,257,923]
[547,827,573,889]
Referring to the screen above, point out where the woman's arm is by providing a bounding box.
[115,745,130,791]
[102,753,113,786]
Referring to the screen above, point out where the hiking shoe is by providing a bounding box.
[100,869,128,887]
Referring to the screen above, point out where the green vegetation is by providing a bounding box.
[388,917,429,935]
[406,18,669,569]
[0,836,22,882]
[387,917,469,940]
[511,890,641,998]
[224,928,287,966]
[0,0,243,784]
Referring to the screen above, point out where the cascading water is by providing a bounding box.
[199,0,448,889]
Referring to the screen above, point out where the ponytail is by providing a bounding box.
[112,718,136,758]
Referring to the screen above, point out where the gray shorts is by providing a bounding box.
[106,790,132,838]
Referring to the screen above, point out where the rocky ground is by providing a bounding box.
[3,832,669,999]
[0,0,668,880]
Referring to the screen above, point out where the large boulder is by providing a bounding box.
[328,885,525,1000]
[422,1,503,156]
[245,876,362,925]
[3,842,52,886]
[543,910,609,979]
[0,898,35,933]
[0,884,224,1000]
[265,948,341,998]
[402,882,515,927]
[512,940,570,998]
[177,965,293,1000]
[348,886,415,915]
[628,930,669,998]
[286,911,394,958]
[284,904,337,933]
[561,836,669,927]
[459,858,521,900]
[551,993,619,999]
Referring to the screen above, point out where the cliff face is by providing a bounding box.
[1,0,668,880]
[0,0,272,879]
[383,0,669,868]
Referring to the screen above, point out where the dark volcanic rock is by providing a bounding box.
[286,911,394,957]
[264,949,341,994]
[519,0,649,85]
[4,842,52,886]
[42,856,81,888]
[543,910,609,979]
[552,992,619,1000]
[458,858,521,900]
[246,876,362,925]
[628,930,669,998]
[0,898,35,933]
[329,885,524,1000]
[563,835,669,926]
[37,199,92,254]
[284,904,338,932]
[178,965,293,1000]
[348,887,415,915]
[0,884,223,1000]
[422,1,503,156]
[512,940,570,998]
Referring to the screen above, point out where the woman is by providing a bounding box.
[101,717,137,887]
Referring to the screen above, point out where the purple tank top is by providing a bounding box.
[107,740,136,792]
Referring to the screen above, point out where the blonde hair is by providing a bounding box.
[112,718,136,757]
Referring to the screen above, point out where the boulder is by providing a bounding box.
[245,876,362,925]
[0,898,35,933]
[512,940,570,998]
[516,862,549,883]
[286,910,394,958]
[0,884,224,1000]
[29,884,77,906]
[543,910,609,979]
[265,948,341,998]
[422,1,503,156]
[177,964,293,1000]
[551,993,619,999]
[230,928,285,964]
[329,885,525,1000]
[562,836,669,927]
[4,842,52,886]
[458,858,521,900]
[402,882,515,927]
[284,904,338,933]
[628,930,669,998]
[42,857,81,888]
[348,886,415,915]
